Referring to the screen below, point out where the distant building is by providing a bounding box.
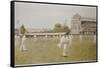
[71,14,96,35]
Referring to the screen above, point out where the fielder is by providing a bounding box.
[57,33,70,57]
[20,34,27,51]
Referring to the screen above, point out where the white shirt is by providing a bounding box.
[60,35,69,44]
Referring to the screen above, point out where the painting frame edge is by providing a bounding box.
[10,0,98,67]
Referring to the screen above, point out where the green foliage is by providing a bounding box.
[62,25,70,32]
[54,23,62,28]
[53,23,70,33]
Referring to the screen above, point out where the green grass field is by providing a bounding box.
[15,36,97,65]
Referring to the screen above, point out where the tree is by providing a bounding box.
[53,23,70,33]
[54,23,62,28]
[20,25,26,35]
[62,25,70,32]
[53,23,62,32]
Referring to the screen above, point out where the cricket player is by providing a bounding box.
[58,32,70,57]
[20,34,27,51]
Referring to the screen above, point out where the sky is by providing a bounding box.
[15,2,96,29]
